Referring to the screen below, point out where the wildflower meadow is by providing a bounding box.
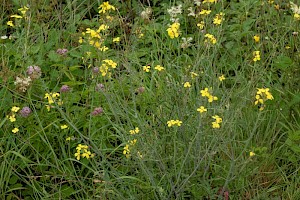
[1,0,300,199]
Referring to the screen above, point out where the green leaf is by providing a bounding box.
[273,55,293,70]
[48,50,62,63]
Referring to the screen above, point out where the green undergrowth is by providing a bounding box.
[1,0,300,199]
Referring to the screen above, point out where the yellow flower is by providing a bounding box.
[18,6,29,15]
[212,115,222,123]
[249,151,256,157]
[11,106,20,112]
[197,21,205,29]
[253,35,260,43]
[143,65,151,72]
[74,152,81,160]
[97,24,109,32]
[197,106,207,113]
[98,1,116,14]
[183,82,191,88]
[204,33,217,44]
[190,72,198,79]
[203,0,218,3]
[129,127,140,135]
[10,14,23,19]
[7,21,14,27]
[199,9,211,15]
[253,51,261,62]
[218,75,225,81]
[12,127,19,133]
[113,37,120,43]
[200,88,210,97]
[167,119,182,127]
[167,22,180,39]
[9,115,16,122]
[66,137,71,141]
[212,122,220,129]
[254,88,273,110]
[154,65,164,71]
[213,12,225,25]
[61,124,68,129]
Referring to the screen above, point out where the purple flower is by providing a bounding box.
[92,67,99,74]
[60,85,70,93]
[56,48,68,55]
[91,107,103,116]
[20,106,32,117]
[95,83,105,92]
[26,66,41,80]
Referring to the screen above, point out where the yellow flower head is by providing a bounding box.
[113,37,120,43]
[253,35,260,43]
[199,9,211,15]
[11,106,20,113]
[7,21,14,27]
[154,65,164,71]
[61,124,68,129]
[98,1,116,14]
[218,75,225,82]
[18,6,29,16]
[12,127,19,133]
[249,151,256,157]
[10,15,23,19]
[213,12,225,25]
[183,82,191,88]
[167,22,180,39]
[143,65,151,72]
[197,106,207,113]
[167,119,182,127]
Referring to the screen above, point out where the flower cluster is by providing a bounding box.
[6,106,20,123]
[20,106,32,117]
[167,5,182,22]
[167,22,180,39]
[200,88,218,102]
[290,2,300,20]
[254,88,274,111]
[79,25,109,51]
[129,127,140,135]
[100,59,117,77]
[14,76,32,92]
[26,66,42,80]
[56,48,68,55]
[181,37,193,49]
[197,21,205,30]
[204,33,217,44]
[98,1,116,14]
[253,51,261,62]
[74,144,95,160]
[212,115,222,129]
[7,6,29,27]
[44,92,62,111]
[6,106,31,133]
[167,120,183,127]
[91,107,103,116]
[213,12,225,25]
[183,82,191,88]
[123,139,137,158]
